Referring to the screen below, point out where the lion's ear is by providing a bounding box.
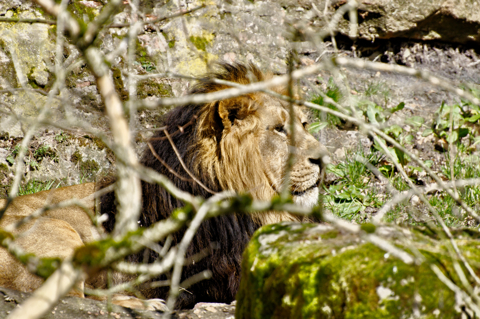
[217,97,256,130]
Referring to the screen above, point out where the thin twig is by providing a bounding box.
[334,57,480,106]
[7,261,82,319]
[147,142,192,182]
[165,192,231,313]
[0,17,56,24]
[141,62,326,109]
[108,5,206,28]
[164,130,215,194]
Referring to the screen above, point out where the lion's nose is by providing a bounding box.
[308,143,330,168]
[309,157,322,167]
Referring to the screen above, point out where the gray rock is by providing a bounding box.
[237,223,480,318]
[0,287,236,319]
[336,0,480,44]
[0,287,163,319]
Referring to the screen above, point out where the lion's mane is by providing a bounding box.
[100,63,307,309]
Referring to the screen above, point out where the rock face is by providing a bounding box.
[337,0,480,44]
[0,0,479,188]
[0,287,235,319]
[0,287,163,319]
[236,222,480,318]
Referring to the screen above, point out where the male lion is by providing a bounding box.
[0,63,327,309]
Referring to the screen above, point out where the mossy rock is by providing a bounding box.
[236,223,480,319]
[137,79,173,99]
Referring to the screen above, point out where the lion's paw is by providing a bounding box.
[111,294,168,311]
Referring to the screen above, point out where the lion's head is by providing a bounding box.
[101,62,328,308]
[192,63,327,223]
[134,63,327,224]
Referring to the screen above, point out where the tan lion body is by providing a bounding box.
[0,183,96,297]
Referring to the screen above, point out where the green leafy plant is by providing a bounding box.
[324,149,385,221]
[309,77,343,132]
[54,131,70,143]
[34,145,57,162]
[361,100,414,167]
[6,144,57,169]
[6,145,20,166]
[18,180,59,196]
[423,101,480,151]
[141,61,156,72]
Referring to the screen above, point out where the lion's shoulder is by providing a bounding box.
[1,183,97,242]
[1,183,95,215]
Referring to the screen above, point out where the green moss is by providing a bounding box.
[70,150,99,179]
[36,257,62,278]
[112,67,128,100]
[54,131,70,143]
[92,137,108,150]
[137,80,173,99]
[237,223,480,318]
[68,1,100,23]
[171,205,194,222]
[319,229,338,239]
[73,227,145,268]
[34,7,45,15]
[33,145,57,162]
[360,223,376,233]
[65,64,91,89]
[136,39,156,70]
[0,131,9,140]
[80,159,99,175]
[71,151,82,164]
[189,35,210,51]
[0,229,14,242]
[162,32,176,48]
[0,41,18,89]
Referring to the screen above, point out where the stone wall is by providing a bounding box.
[0,0,479,190]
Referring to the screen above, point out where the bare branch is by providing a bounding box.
[0,17,56,25]
[164,130,216,194]
[334,57,480,106]
[6,261,82,319]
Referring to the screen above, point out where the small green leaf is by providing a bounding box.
[391,102,405,113]
[458,127,470,139]
[338,202,363,218]
[422,128,434,137]
[327,165,345,178]
[373,137,387,152]
[406,134,414,143]
[466,114,480,123]
[6,155,14,165]
[366,104,385,124]
[384,125,402,138]
[406,165,423,173]
[379,165,394,177]
[308,121,328,134]
[405,116,425,127]
[394,147,409,166]
[387,147,399,163]
[424,160,433,168]
[447,131,458,143]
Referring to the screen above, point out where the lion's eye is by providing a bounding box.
[274,125,287,135]
[302,122,308,129]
